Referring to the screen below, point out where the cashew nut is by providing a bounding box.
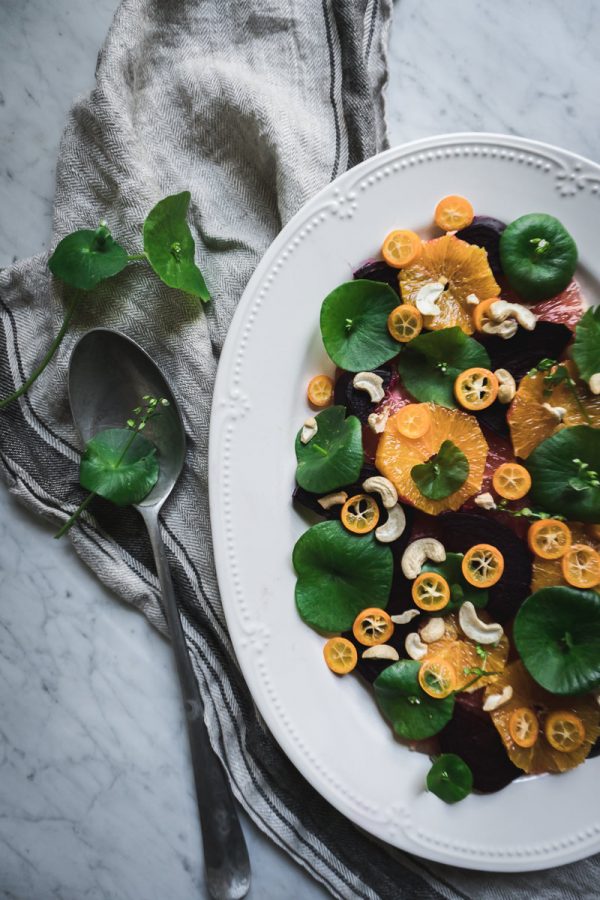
[415,281,446,316]
[466,293,480,306]
[483,685,513,712]
[317,491,348,510]
[401,538,446,579]
[353,371,385,403]
[391,609,420,625]
[300,417,318,444]
[474,492,497,511]
[490,300,537,331]
[482,318,519,340]
[368,408,390,434]
[589,373,600,395]
[542,402,567,423]
[375,504,406,543]
[363,476,398,509]
[495,368,516,404]
[362,644,400,661]
[420,617,446,643]
[458,601,504,645]
[405,632,428,660]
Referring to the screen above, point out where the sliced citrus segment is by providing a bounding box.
[399,235,500,334]
[340,494,380,534]
[508,707,539,748]
[381,229,422,268]
[454,367,499,411]
[411,572,451,612]
[472,297,499,332]
[394,403,432,439]
[387,303,423,343]
[352,608,394,646]
[561,543,600,589]
[307,374,334,408]
[528,519,572,560]
[545,712,586,753]
[418,657,457,699]
[434,195,474,232]
[376,403,488,515]
[462,544,504,588]
[323,637,357,675]
[492,462,532,500]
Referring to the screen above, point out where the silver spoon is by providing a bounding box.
[68,327,251,900]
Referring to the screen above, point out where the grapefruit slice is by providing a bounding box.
[399,235,500,334]
[501,279,586,331]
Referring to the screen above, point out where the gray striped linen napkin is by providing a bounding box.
[0,1,598,897]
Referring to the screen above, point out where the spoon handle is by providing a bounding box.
[142,508,251,900]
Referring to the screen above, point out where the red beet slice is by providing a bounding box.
[456,216,507,279]
[353,259,401,297]
[503,279,586,330]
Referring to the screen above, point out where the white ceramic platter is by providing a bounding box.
[209,134,600,871]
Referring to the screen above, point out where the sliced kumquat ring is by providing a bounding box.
[411,572,451,612]
[340,493,380,535]
[462,544,505,588]
[418,657,457,699]
[381,229,422,268]
[352,607,394,646]
[545,712,586,753]
[323,637,358,675]
[387,304,423,343]
[472,297,499,332]
[395,403,432,439]
[561,543,600,589]
[527,519,573,560]
[454,367,499,410]
[434,195,474,232]
[307,374,334,408]
[508,707,539,748]
[492,462,532,501]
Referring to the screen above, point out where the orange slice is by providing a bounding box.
[307,374,334,408]
[425,612,509,693]
[434,195,474,232]
[394,403,432,439]
[531,524,599,594]
[507,360,600,459]
[399,235,500,334]
[387,303,423,343]
[382,230,422,268]
[527,519,572,560]
[323,637,357,675]
[492,462,532,500]
[561,543,600,589]
[340,494,380,535]
[352,608,394,646]
[375,402,488,515]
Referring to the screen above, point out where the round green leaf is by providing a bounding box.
[422,552,488,612]
[426,754,473,804]
[514,586,600,695]
[295,406,363,493]
[293,521,393,632]
[319,280,400,372]
[80,428,159,507]
[143,191,210,301]
[411,440,469,500]
[499,213,577,302]
[374,660,455,740]
[48,225,128,290]
[573,306,600,383]
[526,425,600,523]
[396,327,490,408]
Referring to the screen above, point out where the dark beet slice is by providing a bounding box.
[438,690,521,793]
[475,399,509,438]
[353,259,401,297]
[589,736,600,759]
[478,320,572,383]
[456,216,506,279]
[438,512,532,623]
[334,368,393,424]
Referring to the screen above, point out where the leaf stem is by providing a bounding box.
[0,293,79,409]
[54,491,96,539]
[127,252,147,262]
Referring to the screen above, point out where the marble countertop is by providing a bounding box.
[1,1,599,897]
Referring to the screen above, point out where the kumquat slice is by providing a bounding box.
[381,229,422,268]
[411,572,451,612]
[340,494,380,535]
[545,712,586,753]
[492,462,532,501]
[527,519,572,560]
[462,544,504,588]
[561,543,600,589]
[323,637,357,675]
[472,297,499,332]
[352,608,394,647]
[434,195,474,232]
[508,707,539,749]
[387,304,423,343]
[395,403,432,439]
[307,374,334,408]
[418,657,457,699]
[454,367,499,410]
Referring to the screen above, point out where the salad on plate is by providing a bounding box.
[292,194,600,804]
